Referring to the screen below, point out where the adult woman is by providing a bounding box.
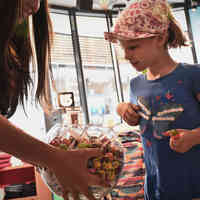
[0,1,103,199]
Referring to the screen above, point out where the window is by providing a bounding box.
[169,9,194,64]
[189,7,200,63]
[49,12,121,125]
[77,15,120,125]
[50,13,81,107]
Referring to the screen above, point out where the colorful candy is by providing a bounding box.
[50,134,124,184]
[40,125,124,199]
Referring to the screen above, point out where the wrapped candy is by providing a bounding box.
[39,123,124,200]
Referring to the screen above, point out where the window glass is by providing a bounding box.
[50,13,80,107]
[169,10,194,64]
[189,7,200,63]
[48,0,77,7]
[9,70,46,140]
[9,95,46,141]
[77,16,120,125]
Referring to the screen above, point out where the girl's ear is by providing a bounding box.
[156,31,168,48]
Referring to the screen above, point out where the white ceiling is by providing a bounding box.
[48,0,185,8]
[168,0,184,3]
[48,0,77,7]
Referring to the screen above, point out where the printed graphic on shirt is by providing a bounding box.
[137,96,184,139]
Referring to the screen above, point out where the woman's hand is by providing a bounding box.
[116,102,141,126]
[165,129,199,153]
[50,148,107,200]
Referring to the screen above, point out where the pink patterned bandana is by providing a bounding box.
[104,0,170,43]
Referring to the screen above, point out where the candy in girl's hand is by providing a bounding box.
[169,129,179,136]
[170,130,181,140]
[163,129,180,137]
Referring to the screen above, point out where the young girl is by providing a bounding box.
[0,1,103,199]
[105,0,200,199]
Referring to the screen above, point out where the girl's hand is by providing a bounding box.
[165,129,198,153]
[116,102,141,126]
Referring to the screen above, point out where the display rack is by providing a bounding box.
[0,164,52,200]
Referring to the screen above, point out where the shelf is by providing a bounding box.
[0,164,52,200]
[8,196,38,200]
[0,164,35,186]
[0,164,32,172]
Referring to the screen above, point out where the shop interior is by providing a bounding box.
[0,0,200,199]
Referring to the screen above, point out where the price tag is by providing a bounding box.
[58,92,75,108]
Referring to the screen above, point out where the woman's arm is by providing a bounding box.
[0,114,101,200]
[0,114,57,167]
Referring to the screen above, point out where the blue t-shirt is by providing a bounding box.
[130,63,200,200]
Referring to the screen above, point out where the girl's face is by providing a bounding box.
[20,0,40,21]
[119,37,162,72]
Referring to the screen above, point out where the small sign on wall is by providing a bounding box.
[58,92,75,108]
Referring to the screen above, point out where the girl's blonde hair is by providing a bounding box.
[167,5,189,48]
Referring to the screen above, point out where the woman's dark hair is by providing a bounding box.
[0,0,53,118]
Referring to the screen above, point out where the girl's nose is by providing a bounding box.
[124,49,131,60]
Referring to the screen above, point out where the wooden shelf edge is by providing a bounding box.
[9,196,38,200]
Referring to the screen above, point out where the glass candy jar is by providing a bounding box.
[39,110,124,200]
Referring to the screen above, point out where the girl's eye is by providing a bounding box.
[128,46,137,50]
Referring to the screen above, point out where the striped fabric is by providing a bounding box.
[109,131,145,200]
